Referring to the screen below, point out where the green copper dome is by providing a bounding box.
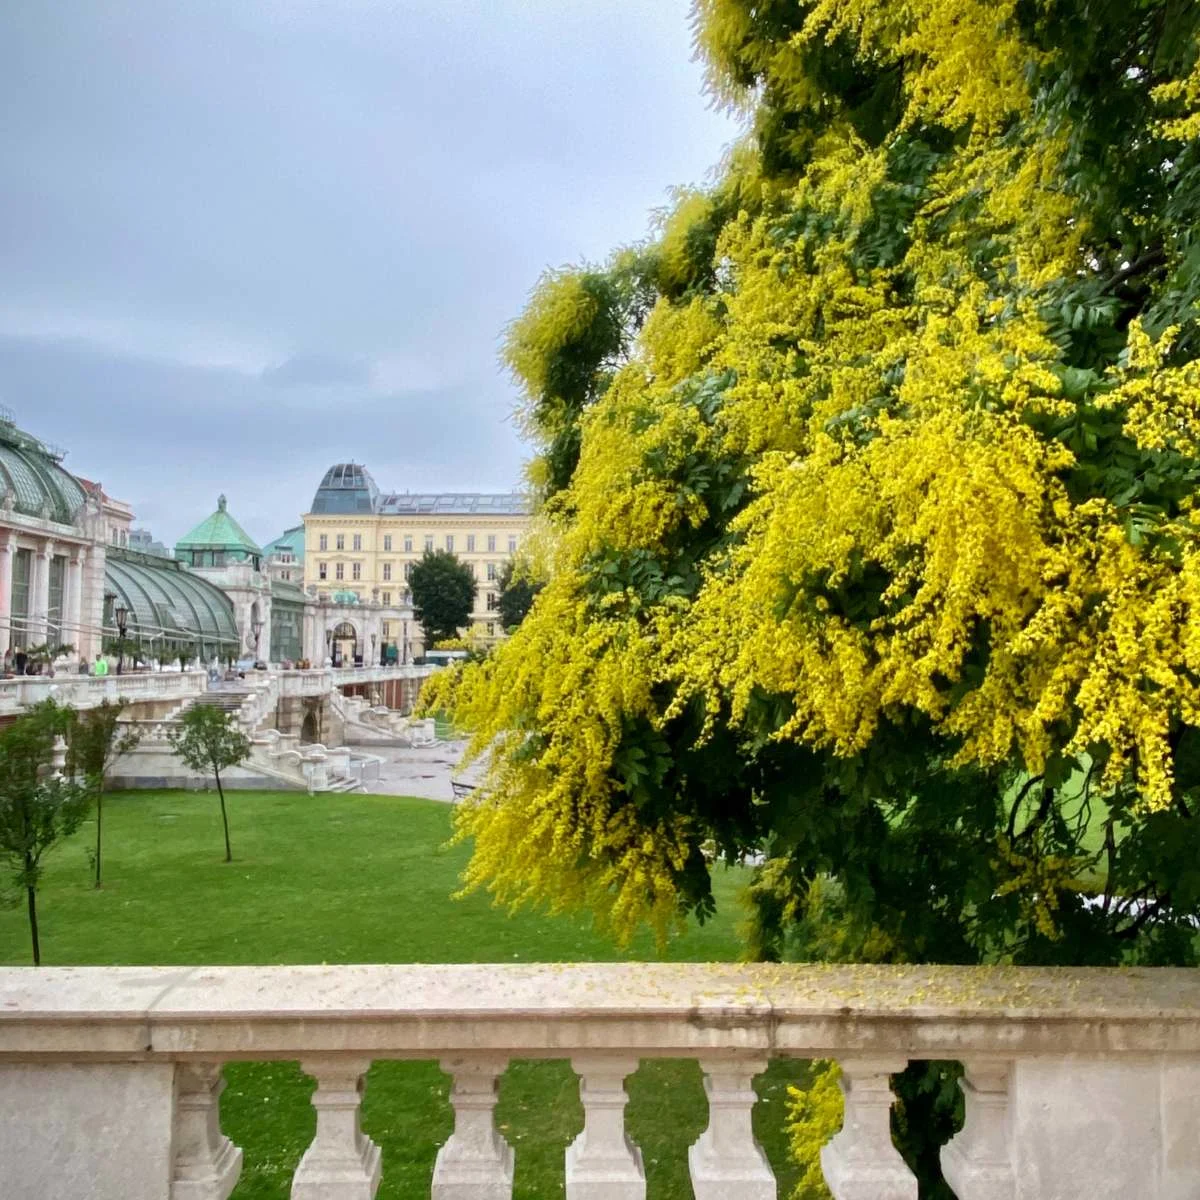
[0,411,87,525]
[176,494,262,566]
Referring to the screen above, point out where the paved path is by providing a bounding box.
[362,740,470,802]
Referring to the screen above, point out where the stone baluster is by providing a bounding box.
[291,1057,381,1200]
[689,1057,776,1200]
[941,1062,1015,1200]
[565,1056,645,1200]
[171,1063,243,1200]
[821,1058,917,1200]
[431,1056,514,1200]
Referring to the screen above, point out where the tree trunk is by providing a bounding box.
[215,770,232,862]
[94,788,103,888]
[26,875,40,966]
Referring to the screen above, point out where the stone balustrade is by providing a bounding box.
[1,962,1198,1199]
[278,664,434,700]
[0,668,209,716]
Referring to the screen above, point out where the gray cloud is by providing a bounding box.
[261,354,372,389]
[0,0,740,540]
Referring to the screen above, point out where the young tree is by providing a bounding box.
[67,699,141,887]
[0,702,90,964]
[409,549,476,645]
[496,560,542,632]
[168,706,251,862]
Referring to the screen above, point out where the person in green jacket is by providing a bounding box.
[93,657,109,677]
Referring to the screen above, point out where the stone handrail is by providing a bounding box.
[1,962,1198,1199]
[277,664,434,700]
[0,669,209,715]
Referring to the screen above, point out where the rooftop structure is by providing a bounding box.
[175,495,262,568]
[308,462,529,517]
[128,528,170,558]
[104,546,240,655]
[264,524,304,565]
[0,407,87,525]
[309,463,379,515]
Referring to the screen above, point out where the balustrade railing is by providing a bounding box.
[0,669,209,714]
[1,962,1198,1199]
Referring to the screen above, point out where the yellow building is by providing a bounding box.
[302,463,530,650]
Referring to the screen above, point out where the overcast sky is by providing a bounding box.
[0,0,739,547]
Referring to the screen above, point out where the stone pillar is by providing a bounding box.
[431,1056,514,1200]
[689,1058,775,1200]
[171,1063,243,1200]
[0,532,14,656]
[566,1056,645,1200]
[941,1062,1015,1200]
[821,1059,916,1200]
[65,547,85,659]
[291,1057,381,1200]
[31,539,53,643]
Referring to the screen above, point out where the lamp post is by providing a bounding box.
[325,627,333,667]
[114,602,128,676]
[371,632,377,667]
[251,616,264,665]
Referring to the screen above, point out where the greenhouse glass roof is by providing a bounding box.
[0,411,87,524]
[104,548,240,649]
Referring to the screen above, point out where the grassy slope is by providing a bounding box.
[0,790,807,1199]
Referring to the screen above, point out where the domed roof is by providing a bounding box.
[176,494,262,555]
[0,411,87,525]
[310,463,379,515]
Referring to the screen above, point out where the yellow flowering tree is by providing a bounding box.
[423,3,1200,1183]
[427,1,1200,962]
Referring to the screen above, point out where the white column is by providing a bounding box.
[31,539,52,643]
[821,1059,917,1200]
[291,1057,381,1200]
[171,1063,243,1200]
[0,531,14,656]
[689,1058,775,1200]
[566,1056,645,1200]
[65,548,85,658]
[431,1056,513,1200]
[941,1062,1015,1200]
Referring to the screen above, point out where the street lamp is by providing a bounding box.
[371,632,377,666]
[325,627,333,666]
[251,616,264,664]
[114,602,128,676]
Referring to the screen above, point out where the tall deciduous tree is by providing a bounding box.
[429,1,1200,959]
[168,706,251,862]
[409,549,477,646]
[67,699,141,888]
[0,702,90,964]
[496,560,542,632]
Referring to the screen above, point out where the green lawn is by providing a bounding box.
[0,790,807,1199]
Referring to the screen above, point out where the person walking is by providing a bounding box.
[93,656,109,677]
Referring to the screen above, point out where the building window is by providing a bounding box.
[487,562,497,581]
[382,620,391,637]
[467,534,476,552]
[336,534,345,551]
[487,534,496,552]
[404,561,413,581]
[318,562,328,580]
[487,622,495,637]
[381,592,391,607]
[424,535,434,552]
[383,534,392,552]
[335,562,344,580]
[111,529,118,545]
[382,562,392,581]
[319,534,328,551]
[445,534,454,552]
[402,589,411,604]
[404,535,412,552]
[508,535,517,553]
[352,562,362,581]
[487,592,498,611]
[352,533,362,551]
